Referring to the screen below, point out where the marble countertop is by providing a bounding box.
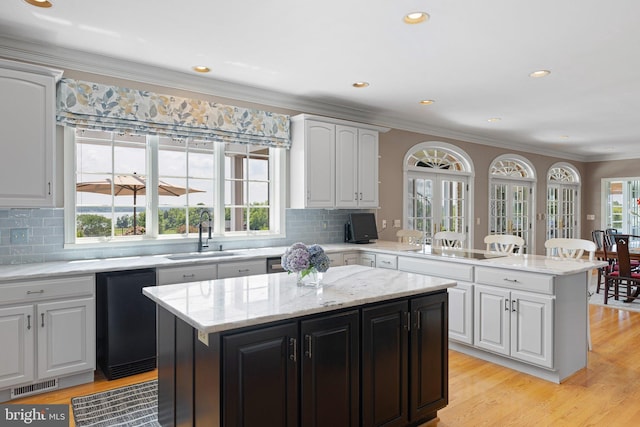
[0,240,606,282]
[142,264,456,333]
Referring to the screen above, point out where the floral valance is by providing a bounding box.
[56,78,291,149]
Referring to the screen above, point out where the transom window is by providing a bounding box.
[66,128,284,244]
[546,163,580,239]
[403,142,474,246]
[488,155,536,252]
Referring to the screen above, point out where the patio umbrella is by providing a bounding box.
[76,174,204,234]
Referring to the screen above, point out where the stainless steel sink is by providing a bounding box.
[166,252,236,261]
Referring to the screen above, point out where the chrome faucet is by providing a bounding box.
[198,210,212,252]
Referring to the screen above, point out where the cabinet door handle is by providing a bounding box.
[27,315,31,330]
[41,313,45,328]
[404,312,411,331]
[305,334,312,359]
[182,274,196,279]
[26,290,45,295]
[307,190,310,200]
[359,192,363,200]
[415,310,421,330]
[289,337,297,362]
[512,300,517,312]
[48,182,51,195]
[354,192,358,201]
[505,299,510,311]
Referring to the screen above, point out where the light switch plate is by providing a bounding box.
[10,228,28,245]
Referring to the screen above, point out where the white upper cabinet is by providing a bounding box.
[0,59,62,207]
[290,114,387,209]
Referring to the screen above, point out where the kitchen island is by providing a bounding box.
[143,265,456,427]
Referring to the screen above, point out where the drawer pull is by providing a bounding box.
[503,278,520,283]
[27,315,31,330]
[26,289,45,295]
[182,274,196,279]
[381,260,391,264]
[238,268,250,273]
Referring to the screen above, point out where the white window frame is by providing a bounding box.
[546,162,581,240]
[488,154,537,253]
[402,141,475,248]
[601,176,640,234]
[63,128,286,247]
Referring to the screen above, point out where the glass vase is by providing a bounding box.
[296,269,322,287]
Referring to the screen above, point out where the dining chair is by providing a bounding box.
[484,234,524,254]
[591,230,608,293]
[604,235,640,305]
[544,237,596,351]
[433,231,466,249]
[396,229,424,244]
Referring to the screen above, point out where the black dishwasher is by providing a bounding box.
[96,268,157,380]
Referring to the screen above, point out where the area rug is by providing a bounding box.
[72,380,160,427]
[589,282,640,313]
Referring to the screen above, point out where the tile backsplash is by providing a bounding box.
[0,208,367,265]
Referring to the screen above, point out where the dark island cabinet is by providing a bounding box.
[221,310,359,427]
[362,292,448,427]
[222,322,299,427]
[300,310,360,427]
[156,289,447,427]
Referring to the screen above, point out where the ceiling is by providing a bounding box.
[1,0,639,162]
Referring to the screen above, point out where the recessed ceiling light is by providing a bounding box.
[352,82,370,88]
[404,12,429,24]
[487,117,502,122]
[192,66,211,73]
[419,100,435,105]
[559,135,570,139]
[24,0,52,7]
[529,69,551,78]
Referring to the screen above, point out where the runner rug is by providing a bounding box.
[71,380,160,427]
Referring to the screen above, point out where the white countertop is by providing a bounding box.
[0,241,606,282]
[142,265,455,333]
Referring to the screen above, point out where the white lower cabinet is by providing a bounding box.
[474,285,553,368]
[0,305,34,389]
[218,260,266,279]
[37,297,95,379]
[448,282,473,345]
[157,264,217,285]
[0,275,95,399]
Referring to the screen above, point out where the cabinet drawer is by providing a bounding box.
[376,254,397,270]
[157,264,217,285]
[398,257,473,282]
[475,267,553,294]
[328,252,344,267]
[218,260,266,279]
[0,275,95,304]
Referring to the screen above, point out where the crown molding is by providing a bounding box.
[0,35,604,163]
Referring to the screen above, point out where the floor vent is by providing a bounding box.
[11,379,58,399]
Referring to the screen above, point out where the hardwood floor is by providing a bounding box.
[9,304,640,427]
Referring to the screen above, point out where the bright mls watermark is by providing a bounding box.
[0,405,68,426]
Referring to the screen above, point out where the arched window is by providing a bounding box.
[547,162,580,239]
[403,142,474,247]
[489,155,536,252]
